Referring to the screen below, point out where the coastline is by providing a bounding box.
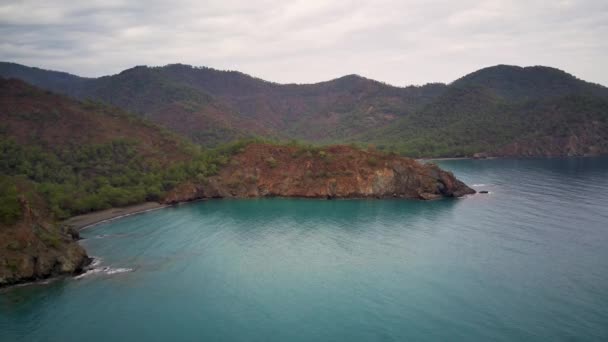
[417,157,472,162]
[1,203,171,290]
[63,202,169,231]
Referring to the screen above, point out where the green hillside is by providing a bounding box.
[356,66,608,157]
[2,62,608,157]
[0,79,241,219]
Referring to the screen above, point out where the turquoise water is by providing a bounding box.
[2,158,608,341]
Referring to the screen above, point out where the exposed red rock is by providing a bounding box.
[0,180,90,288]
[163,144,475,203]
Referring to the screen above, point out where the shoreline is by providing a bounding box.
[417,157,472,162]
[63,155,608,231]
[2,203,170,290]
[63,202,170,231]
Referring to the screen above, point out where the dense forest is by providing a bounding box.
[0,79,254,222]
[2,62,608,157]
[357,84,608,157]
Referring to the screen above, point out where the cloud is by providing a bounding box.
[0,0,607,86]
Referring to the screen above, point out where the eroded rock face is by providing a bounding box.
[0,194,91,288]
[163,144,475,203]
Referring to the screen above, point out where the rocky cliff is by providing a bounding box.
[0,180,90,288]
[163,144,475,203]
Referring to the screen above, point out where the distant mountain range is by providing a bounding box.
[2,62,607,157]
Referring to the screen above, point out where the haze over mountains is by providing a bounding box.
[1,61,608,157]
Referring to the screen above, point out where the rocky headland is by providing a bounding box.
[0,180,91,288]
[1,143,474,288]
[163,144,475,203]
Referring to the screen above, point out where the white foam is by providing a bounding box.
[90,257,102,267]
[74,260,133,279]
[74,268,103,279]
[472,184,487,187]
[106,268,132,275]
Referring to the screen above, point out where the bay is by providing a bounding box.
[2,158,608,341]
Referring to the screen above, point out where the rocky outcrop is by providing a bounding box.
[0,186,91,288]
[163,144,475,203]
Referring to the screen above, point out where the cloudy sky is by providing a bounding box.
[1,0,607,86]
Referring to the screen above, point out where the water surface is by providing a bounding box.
[2,158,608,341]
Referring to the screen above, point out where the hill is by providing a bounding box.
[2,62,607,157]
[357,66,608,157]
[0,78,216,218]
[0,62,446,145]
[451,65,608,100]
[162,143,475,203]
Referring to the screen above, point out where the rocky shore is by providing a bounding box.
[0,186,91,288]
[1,144,475,289]
[163,144,475,203]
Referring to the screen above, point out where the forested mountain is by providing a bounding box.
[0,62,446,145]
[359,66,608,157]
[157,64,447,140]
[451,65,608,100]
[2,62,608,157]
[0,78,231,219]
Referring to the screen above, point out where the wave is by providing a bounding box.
[75,257,133,279]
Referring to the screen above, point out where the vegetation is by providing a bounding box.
[0,136,259,219]
[357,87,608,157]
[0,176,22,225]
[0,62,446,144]
[0,78,260,221]
[2,62,608,158]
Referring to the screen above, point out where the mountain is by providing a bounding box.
[0,78,204,218]
[157,64,446,140]
[2,62,608,157]
[451,65,608,100]
[357,65,608,157]
[0,62,447,145]
[0,62,88,97]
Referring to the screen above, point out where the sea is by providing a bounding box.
[1,157,607,341]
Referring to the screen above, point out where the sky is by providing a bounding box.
[0,0,607,86]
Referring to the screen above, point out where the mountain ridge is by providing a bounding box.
[2,61,607,157]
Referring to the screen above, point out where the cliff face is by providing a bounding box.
[163,144,475,203]
[0,181,90,288]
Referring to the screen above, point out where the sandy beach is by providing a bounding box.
[63,202,169,230]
